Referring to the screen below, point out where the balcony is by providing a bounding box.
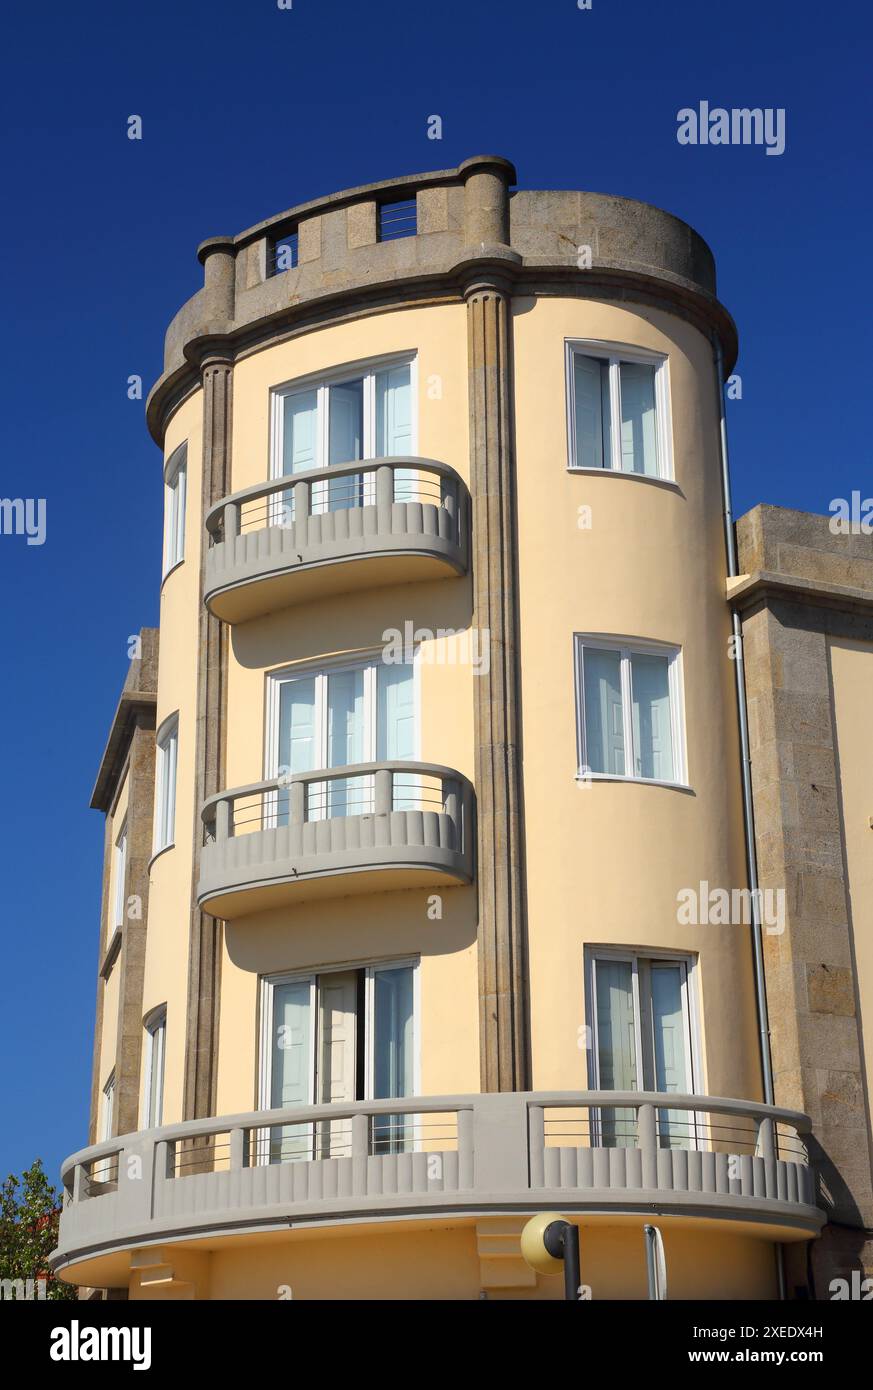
[197,760,474,918]
[204,457,469,623]
[52,1091,822,1284]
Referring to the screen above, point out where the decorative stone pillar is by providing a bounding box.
[182,353,232,1122]
[465,261,529,1093]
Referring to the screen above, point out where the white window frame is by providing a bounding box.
[270,353,418,483]
[142,1006,167,1130]
[265,651,421,821]
[257,958,421,1163]
[111,818,128,931]
[162,442,187,575]
[584,947,703,1149]
[565,339,673,480]
[574,635,687,788]
[153,713,179,854]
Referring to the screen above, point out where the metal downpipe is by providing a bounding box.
[713,335,785,1301]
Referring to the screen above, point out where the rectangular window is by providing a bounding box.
[273,357,415,516]
[575,638,684,784]
[143,1008,166,1128]
[111,820,127,930]
[95,1072,116,1181]
[269,230,299,275]
[567,344,670,478]
[162,443,187,574]
[378,198,417,242]
[587,950,698,1149]
[268,656,417,820]
[154,716,179,852]
[260,961,417,1163]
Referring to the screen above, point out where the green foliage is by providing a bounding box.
[0,1159,78,1300]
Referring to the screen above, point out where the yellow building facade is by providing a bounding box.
[53,158,873,1300]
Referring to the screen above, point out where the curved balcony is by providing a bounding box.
[204,457,469,622]
[197,760,474,918]
[52,1091,822,1285]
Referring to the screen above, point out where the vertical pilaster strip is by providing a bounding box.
[113,709,157,1137]
[466,281,529,1092]
[183,355,232,1120]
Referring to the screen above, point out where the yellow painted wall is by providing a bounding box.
[141,389,204,1126]
[511,298,760,1100]
[829,637,873,1099]
[215,305,480,1113]
[127,1220,777,1301]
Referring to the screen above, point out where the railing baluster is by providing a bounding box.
[638,1104,658,1188]
[215,797,230,843]
[223,501,240,543]
[229,1128,245,1171]
[374,767,392,815]
[290,778,305,825]
[528,1104,545,1189]
[293,479,310,525]
[376,465,394,510]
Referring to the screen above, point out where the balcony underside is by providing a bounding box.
[205,526,466,624]
[198,811,470,919]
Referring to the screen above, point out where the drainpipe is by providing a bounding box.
[713,334,786,1301]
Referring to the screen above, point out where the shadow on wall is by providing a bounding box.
[230,576,475,671]
[223,882,478,977]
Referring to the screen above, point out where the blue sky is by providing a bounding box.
[0,0,866,1186]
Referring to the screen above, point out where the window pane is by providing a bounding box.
[377,364,414,500]
[650,965,691,1149]
[270,980,312,1162]
[327,379,364,512]
[378,662,416,810]
[277,677,317,825]
[326,669,366,817]
[282,390,318,475]
[372,966,414,1153]
[595,960,637,1148]
[619,362,658,476]
[146,1017,166,1128]
[573,354,611,468]
[630,653,675,781]
[582,647,625,775]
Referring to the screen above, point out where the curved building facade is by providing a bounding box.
[54,156,855,1301]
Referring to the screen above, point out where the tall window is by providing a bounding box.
[273,358,415,514]
[567,343,671,478]
[575,637,684,784]
[587,950,698,1149]
[154,715,179,852]
[268,657,416,818]
[143,1007,166,1129]
[162,442,187,574]
[111,819,127,930]
[95,1072,116,1181]
[260,961,417,1162]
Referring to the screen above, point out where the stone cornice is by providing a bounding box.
[91,691,158,812]
[146,258,737,447]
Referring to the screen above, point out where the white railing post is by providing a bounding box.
[375,767,392,815]
[528,1104,545,1189]
[376,465,394,510]
[290,778,306,825]
[638,1104,658,1188]
[293,479,310,524]
[230,1128,246,1171]
[215,797,230,842]
[223,500,240,543]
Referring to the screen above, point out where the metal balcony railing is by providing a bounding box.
[203,457,469,620]
[52,1091,822,1276]
[197,761,475,916]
